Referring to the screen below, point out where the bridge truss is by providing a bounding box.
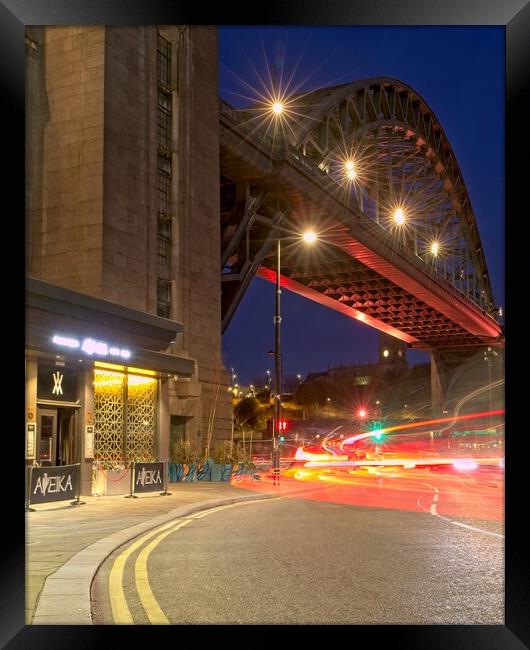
[220,78,502,351]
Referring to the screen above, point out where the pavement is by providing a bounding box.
[25,480,278,625]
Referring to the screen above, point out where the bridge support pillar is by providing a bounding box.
[430,351,449,417]
[430,346,502,418]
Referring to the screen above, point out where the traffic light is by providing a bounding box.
[279,435,285,443]
[369,421,384,440]
[278,419,289,432]
[357,408,367,419]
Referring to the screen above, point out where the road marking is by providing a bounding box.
[134,520,192,624]
[109,517,187,624]
[419,480,503,539]
[108,497,286,624]
[448,520,503,538]
[429,486,439,514]
[133,498,289,624]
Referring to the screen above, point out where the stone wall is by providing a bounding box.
[102,27,158,312]
[169,26,232,444]
[26,25,232,446]
[26,26,105,294]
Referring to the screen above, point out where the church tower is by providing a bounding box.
[378,332,407,367]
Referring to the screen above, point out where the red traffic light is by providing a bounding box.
[357,409,367,419]
[278,419,289,432]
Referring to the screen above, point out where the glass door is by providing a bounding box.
[57,408,76,466]
[37,408,57,466]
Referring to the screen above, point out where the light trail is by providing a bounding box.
[303,457,502,469]
[340,408,504,446]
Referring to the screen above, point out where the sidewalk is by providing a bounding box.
[26,480,277,625]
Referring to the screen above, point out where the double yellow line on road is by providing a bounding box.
[108,497,287,624]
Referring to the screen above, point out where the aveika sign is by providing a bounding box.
[134,462,164,493]
[52,335,131,360]
[28,464,79,505]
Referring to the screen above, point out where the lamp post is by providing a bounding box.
[270,228,318,484]
[272,234,282,484]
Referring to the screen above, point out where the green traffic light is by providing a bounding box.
[279,436,285,442]
[371,430,384,440]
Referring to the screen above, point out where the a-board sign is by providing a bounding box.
[133,462,164,493]
[28,464,79,505]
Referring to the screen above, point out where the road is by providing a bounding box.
[91,465,503,625]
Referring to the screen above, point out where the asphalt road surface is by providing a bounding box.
[92,470,503,625]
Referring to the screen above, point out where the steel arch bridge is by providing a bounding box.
[219,78,502,353]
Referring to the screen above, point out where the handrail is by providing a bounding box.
[219,101,498,322]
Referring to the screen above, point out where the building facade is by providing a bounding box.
[25,26,232,494]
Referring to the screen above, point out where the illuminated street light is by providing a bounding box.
[344,160,357,180]
[272,227,319,481]
[431,241,440,256]
[383,349,389,358]
[393,207,405,225]
[272,101,284,115]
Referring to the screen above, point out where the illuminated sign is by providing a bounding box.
[52,371,64,396]
[52,335,131,360]
[38,364,78,402]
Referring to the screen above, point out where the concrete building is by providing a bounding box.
[25,26,232,495]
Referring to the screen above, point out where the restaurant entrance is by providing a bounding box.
[37,406,78,466]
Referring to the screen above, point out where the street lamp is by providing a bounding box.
[271,228,318,483]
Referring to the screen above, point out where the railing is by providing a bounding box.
[219,100,496,320]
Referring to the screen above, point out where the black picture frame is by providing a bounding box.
[6,0,527,647]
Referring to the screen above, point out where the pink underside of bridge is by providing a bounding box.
[258,266,417,344]
[257,237,501,347]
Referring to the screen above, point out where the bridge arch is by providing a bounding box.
[285,77,495,313]
[220,77,502,350]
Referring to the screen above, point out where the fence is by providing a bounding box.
[26,463,84,511]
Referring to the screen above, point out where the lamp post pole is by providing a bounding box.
[272,233,282,484]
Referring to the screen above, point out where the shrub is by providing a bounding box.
[170,439,195,465]
[213,440,256,471]
[214,440,234,465]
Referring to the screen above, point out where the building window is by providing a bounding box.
[93,368,158,469]
[158,88,171,111]
[157,106,171,155]
[157,156,171,176]
[157,173,171,216]
[157,31,172,318]
[157,278,171,318]
[157,237,171,279]
[157,213,171,241]
[355,376,371,386]
[157,34,171,89]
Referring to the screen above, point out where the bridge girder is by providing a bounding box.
[219,78,502,350]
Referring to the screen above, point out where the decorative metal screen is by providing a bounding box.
[93,370,125,465]
[93,369,158,467]
[126,376,157,462]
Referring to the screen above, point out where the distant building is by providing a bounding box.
[296,333,412,416]
[308,333,407,386]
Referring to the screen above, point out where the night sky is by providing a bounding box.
[219,26,504,387]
